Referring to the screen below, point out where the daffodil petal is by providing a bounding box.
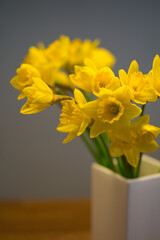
[110,142,123,157]
[77,119,90,136]
[110,118,130,142]
[124,103,142,120]
[17,92,26,100]
[20,102,46,114]
[74,88,87,107]
[128,60,139,75]
[57,124,79,132]
[82,99,99,119]
[63,132,77,143]
[131,115,149,128]
[119,69,128,85]
[137,140,159,153]
[90,120,107,138]
[124,147,139,167]
[114,86,131,104]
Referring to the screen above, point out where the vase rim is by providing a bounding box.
[92,154,160,183]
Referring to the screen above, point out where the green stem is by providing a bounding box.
[92,136,110,168]
[140,104,146,116]
[116,157,125,177]
[85,128,108,167]
[81,134,100,162]
[81,90,93,102]
[133,103,146,177]
[101,132,110,145]
[121,155,135,178]
[134,152,143,178]
[98,134,116,172]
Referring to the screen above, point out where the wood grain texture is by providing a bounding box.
[0,199,91,240]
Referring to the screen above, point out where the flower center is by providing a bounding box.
[97,96,124,124]
[93,71,112,93]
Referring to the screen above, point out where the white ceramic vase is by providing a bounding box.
[91,154,160,240]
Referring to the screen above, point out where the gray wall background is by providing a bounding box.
[1,0,160,199]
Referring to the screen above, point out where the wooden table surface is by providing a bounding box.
[0,199,91,240]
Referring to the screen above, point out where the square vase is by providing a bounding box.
[91,154,160,240]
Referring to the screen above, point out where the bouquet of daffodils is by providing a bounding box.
[10,36,160,178]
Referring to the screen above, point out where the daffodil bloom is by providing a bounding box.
[39,65,73,89]
[69,63,95,93]
[24,44,48,70]
[66,38,115,72]
[89,48,115,69]
[150,55,160,97]
[24,44,59,87]
[70,59,120,95]
[119,60,157,104]
[57,89,91,143]
[21,77,72,114]
[23,36,115,89]
[92,65,120,96]
[66,38,99,72]
[109,115,160,167]
[83,86,141,140]
[10,64,41,100]
[45,35,70,68]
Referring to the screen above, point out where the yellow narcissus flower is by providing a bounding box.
[45,35,70,68]
[24,44,57,86]
[39,65,73,89]
[70,59,120,95]
[119,60,157,104]
[89,48,115,69]
[83,86,141,140]
[150,55,160,97]
[109,115,160,167]
[92,66,120,96]
[10,64,41,100]
[21,77,72,114]
[24,38,72,89]
[57,89,91,143]
[69,63,95,93]
[24,43,48,69]
[67,39,99,71]
[66,38,115,72]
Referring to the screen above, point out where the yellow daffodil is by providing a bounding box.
[83,86,141,140]
[69,64,95,93]
[10,64,41,100]
[21,77,72,114]
[38,65,73,89]
[57,89,91,143]
[24,39,73,89]
[150,55,160,97]
[89,48,115,69]
[23,36,115,89]
[109,115,160,167]
[66,39,99,72]
[70,59,120,95]
[119,60,157,104]
[66,38,115,72]
[24,44,58,86]
[24,44,48,69]
[45,35,70,68]
[92,66,120,96]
